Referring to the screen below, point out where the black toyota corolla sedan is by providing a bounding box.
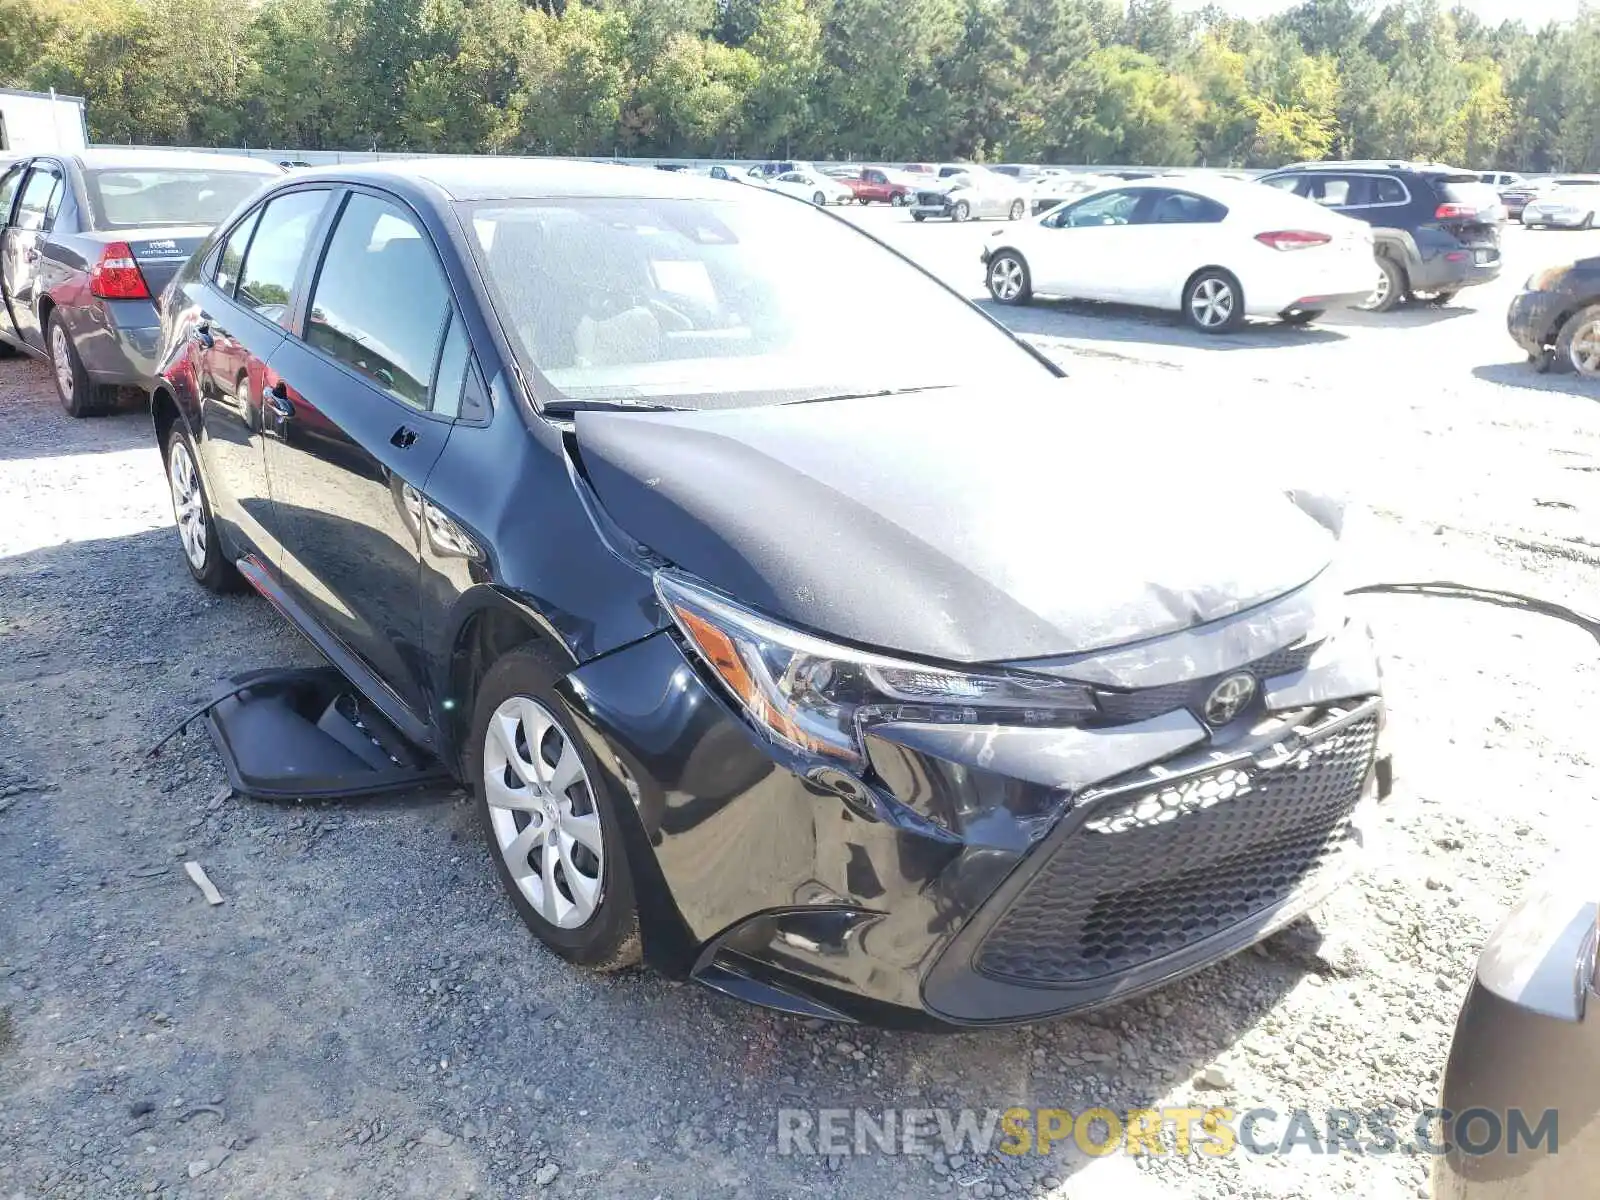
[151,159,1389,1027]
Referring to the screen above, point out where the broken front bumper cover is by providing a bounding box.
[559,599,1389,1028]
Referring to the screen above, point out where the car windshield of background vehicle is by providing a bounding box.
[464,195,1054,411]
[84,169,271,230]
[1430,175,1502,208]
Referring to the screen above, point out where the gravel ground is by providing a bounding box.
[1,216,1598,1200]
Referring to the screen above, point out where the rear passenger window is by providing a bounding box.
[305,192,449,410]
[1370,177,1407,204]
[237,189,329,328]
[432,311,470,419]
[1304,176,1354,206]
[214,208,261,297]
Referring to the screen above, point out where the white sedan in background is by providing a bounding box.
[1522,176,1600,229]
[765,170,854,206]
[980,177,1376,333]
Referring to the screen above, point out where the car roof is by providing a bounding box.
[1274,160,1468,175]
[276,157,733,203]
[1102,176,1285,204]
[57,149,283,174]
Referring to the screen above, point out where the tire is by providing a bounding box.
[48,312,116,417]
[1182,268,1245,333]
[812,191,825,206]
[986,252,1032,305]
[1008,200,1025,221]
[891,193,907,207]
[912,212,927,222]
[951,200,971,222]
[1554,303,1600,378]
[163,422,243,592]
[1279,309,1323,326]
[856,196,869,205]
[469,642,642,972]
[1357,256,1405,313]
[0,338,16,359]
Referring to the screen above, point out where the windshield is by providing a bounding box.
[84,169,271,230]
[464,195,1053,411]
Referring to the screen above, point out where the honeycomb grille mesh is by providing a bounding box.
[975,715,1377,986]
[1094,640,1321,724]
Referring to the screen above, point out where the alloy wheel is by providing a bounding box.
[1189,277,1235,328]
[167,439,208,571]
[483,696,604,929]
[50,322,74,402]
[989,257,1025,301]
[1364,268,1390,310]
[1569,316,1600,377]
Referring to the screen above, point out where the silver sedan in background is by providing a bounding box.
[0,148,280,416]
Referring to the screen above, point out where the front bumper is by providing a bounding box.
[1507,288,1569,356]
[559,602,1389,1028]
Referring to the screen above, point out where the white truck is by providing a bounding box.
[0,88,88,157]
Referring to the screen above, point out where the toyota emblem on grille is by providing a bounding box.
[1203,673,1257,726]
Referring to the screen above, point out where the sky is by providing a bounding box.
[1173,0,1584,27]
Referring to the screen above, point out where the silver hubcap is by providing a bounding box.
[990,258,1025,300]
[1190,278,1234,327]
[167,440,208,570]
[1571,319,1600,377]
[484,696,604,930]
[1364,268,1391,309]
[50,324,73,400]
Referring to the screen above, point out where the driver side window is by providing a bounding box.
[0,165,24,226]
[1052,189,1140,228]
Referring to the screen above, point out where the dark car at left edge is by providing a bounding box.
[149,158,1391,1028]
[0,148,280,415]
[1507,255,1600,377]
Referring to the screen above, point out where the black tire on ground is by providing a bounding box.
[1552,303,1600,377]
[951,200,970,222]
[163,421,244,593]
[1279,309,1324,326]
[1182,268,1246,334]
[986,252,1033,305]
[48,312,116,417]
[912,212,927,222]
[856,196,869,205]
[1358,256,1405,313]
[1008,200,1025,221]
[0,338,16,358]
[468,642,642,972]
[812,191,825,206]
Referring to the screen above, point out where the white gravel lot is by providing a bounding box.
[0,208,1596,1200]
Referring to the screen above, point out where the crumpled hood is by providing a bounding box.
[573,383,1338,665]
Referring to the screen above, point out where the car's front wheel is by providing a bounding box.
[912,212,927,222]
[1555,304,1600,378]
[951,200,971,222]
[1357,256,1405,313]
[48,313,116,418]
[987,252,1032,304]
[1183,269,1245,333]
[164,423,242,592]
[812,191,826,206]
[469,643,641,971]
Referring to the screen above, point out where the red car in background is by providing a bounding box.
[838,167,917,206]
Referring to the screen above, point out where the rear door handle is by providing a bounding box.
[390,425,417,449]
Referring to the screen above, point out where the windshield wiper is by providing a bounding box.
[785,384,957,407]
[540,398,682,416]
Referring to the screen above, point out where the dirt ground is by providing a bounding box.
[1,216,1597,1200]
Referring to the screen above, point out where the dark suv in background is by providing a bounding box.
[1257,161,1504,312]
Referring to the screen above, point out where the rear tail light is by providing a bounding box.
[1254,230,1332,251]
[89,242,151,300]
[1434,203,1478,220]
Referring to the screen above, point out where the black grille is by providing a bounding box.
[1094,640,1321,724]
[916,191,947,207]
[975,714,1377,986]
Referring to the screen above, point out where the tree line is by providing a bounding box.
[2,0,1598,170]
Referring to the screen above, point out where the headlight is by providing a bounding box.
[1526,266,1570,291]
[656,570,1098,770]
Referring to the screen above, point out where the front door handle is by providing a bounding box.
[390,425,417,449]
[265,383,293,422]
